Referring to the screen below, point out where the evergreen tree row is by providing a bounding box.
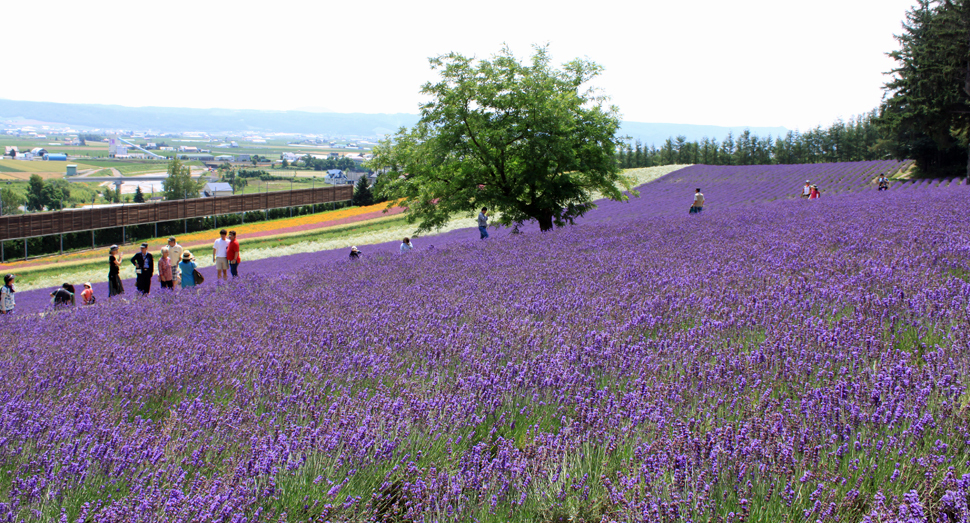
[617,111,886,168]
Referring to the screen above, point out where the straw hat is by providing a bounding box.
[181,250,194,261]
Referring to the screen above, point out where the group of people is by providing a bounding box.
[347,208,490,260]
[802,180,822,200]
[109,230,241,297]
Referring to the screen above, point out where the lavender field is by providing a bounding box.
[3,161,970,522]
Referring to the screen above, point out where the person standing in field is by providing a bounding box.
[226,230,241,278]
[478,208,489,239]
[179,251,198,289]
[168,237,183,287]
[130,243,154,295]
[802,180,811,198]
[108,245,124,297]
[878,175,889,191]
[1,274,15,315]
[213,229,230,281]
[400,237,414,253]
[158,246,174,290]
[81,282,95,305]
[349,246,362,259]
[689,188,705,214]
[809,185,820,200]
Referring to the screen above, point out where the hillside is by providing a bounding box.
[0,98,787,142]
[2,161,970,520]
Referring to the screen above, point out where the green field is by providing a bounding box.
[0,160,72,173]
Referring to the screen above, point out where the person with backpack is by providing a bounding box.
[108,245,124,297]
[179,251,199,289]
[81,282,96,305]
[478,208,489,239]
[1,274,15,315]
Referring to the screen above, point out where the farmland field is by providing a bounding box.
[2,162,970,521]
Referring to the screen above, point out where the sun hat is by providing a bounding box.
[140,243,148,248]
[109,244,118,252]
[83,282,92,288]
[168,237,176,242]
[182,250,194,260]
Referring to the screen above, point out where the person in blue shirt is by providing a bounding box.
[179,251,198,289]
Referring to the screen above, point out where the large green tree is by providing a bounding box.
[880,0,970,177]
[372,45,633,232]
[162,157,203,200]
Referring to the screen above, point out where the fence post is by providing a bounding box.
[60,234,63,255]
[92,230,95,249]
[24,239,27,261]
[1,241,4,262]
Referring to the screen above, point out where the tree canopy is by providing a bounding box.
[880,0,970,177]
[372,45,633,232]
[162,157,203,200]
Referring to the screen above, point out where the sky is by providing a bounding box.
[3,0,917,131]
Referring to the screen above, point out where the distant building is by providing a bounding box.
[324,169,348,184]
[202,182,234,197]
[4,146,17,158]
[30,147,48,156]
[236,154,251,162]
[44,153,68,161]
[214,155,235,162]
[183,153,215,161]
[178,146,199,152]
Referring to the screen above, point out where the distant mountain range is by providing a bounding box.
[0,98,787,144]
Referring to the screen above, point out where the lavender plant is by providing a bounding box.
[1,161,967,522]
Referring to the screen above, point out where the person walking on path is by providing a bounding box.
[213,230,230,281]
[81,282,95,305]
[108,245,124,297]
[168,237,183,287]
[689,188,705,214]
[349,246,362,259]
[226,230,241,278]
[478,208,489,239]
[158,246,174,290]
[131,243,154,295]
[179,251,198,289]
[802,180,811,198]
[400,237,414,254]
[1,274,15,315]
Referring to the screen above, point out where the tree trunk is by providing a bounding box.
[537,213,554,232]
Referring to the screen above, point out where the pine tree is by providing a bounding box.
[352,175,374,207]
[880,0,970,177]
[134,186,145,203]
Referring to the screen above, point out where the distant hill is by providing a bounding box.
[0,99,786,142]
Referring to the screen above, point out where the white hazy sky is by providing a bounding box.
[3,0,916,131]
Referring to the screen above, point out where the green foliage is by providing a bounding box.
[880,0,970,177]
[351,175,374,207]
[26,174,44,211]
[372,45,632,232]
[281,158,289,168]
[625,111,888,168]
[133,186,145,203]
[162,157,203,200]
[0,187,20,215]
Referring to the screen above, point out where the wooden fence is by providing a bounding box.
[0,186,353,241]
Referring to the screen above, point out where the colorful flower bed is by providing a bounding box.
[1,161,969,521]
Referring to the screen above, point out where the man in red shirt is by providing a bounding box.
[226,230,241,278]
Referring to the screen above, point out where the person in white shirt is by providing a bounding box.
[689,188,705,214]
[802,181,811,198]
[400,237,414,253]
[168,237,184,286]
[213,229,230,281]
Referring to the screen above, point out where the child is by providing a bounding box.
[81,282,96,305]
